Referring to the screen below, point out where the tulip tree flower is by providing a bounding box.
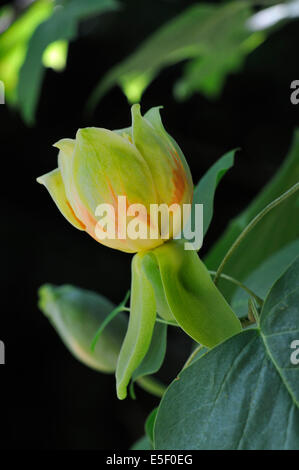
[37,105,241,399]
[37,105,193,252]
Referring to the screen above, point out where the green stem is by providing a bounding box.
[91,290,130,351]
[156,317,179,327]
[209,271,263,306]
[182,344,205,370]
[213,182,299,285]
[122,309,179,327]
[136,375,166,398]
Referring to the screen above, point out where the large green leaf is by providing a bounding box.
[17,0,119,124]
[87,1,258,108]
[205,129,299,300]
[154,257,299,450]
[38,283,127,373]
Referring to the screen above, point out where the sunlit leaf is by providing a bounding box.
[88,1,259,108]
[0,0,53,104]
[42,39,68,71]
[18,0,119,123]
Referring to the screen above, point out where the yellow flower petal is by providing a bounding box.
[37,168,85,230]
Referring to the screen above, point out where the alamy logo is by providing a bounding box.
[290,80,299,105]
[0,81,4,104]
[290,340,299,365]
[0,340,5,364]
[94,198,203,250]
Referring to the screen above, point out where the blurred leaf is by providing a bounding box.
[18,0,119,124]
[42,39,68,71]
[191,149,236,242]
[154,257,299,450]
[130,323,167,396]
[248,0,299,31]
[174,31,264,100]
[205,129,299,300]
[88,1,260,108]
[232,239,299,317]
[38,283,127,373]
[130,435,152,450]
[0,0,53,104]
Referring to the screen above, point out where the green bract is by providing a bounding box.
[116,240,242,399]
[38,284,127,373]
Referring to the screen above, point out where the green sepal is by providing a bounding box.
[146,240,242,348]
[141,252,175,322]
[116,253,157,399]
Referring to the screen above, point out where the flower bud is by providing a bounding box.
[38,284,128,373]
[37,105,193,253]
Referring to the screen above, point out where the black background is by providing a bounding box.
[1,0,299,449]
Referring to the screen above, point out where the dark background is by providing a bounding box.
[1,0,299,449]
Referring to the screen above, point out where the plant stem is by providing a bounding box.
[156,317,179,327]
[209,271,263,306]
[136,375,166,398]
[182,345,205,370]
[213,182,299,285]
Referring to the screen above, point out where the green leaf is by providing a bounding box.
[87,1,259,108]
[116,253,156,400]
[38,283,127,373]
[232,239,299,317]
[248,0,299,32]
[192,149,236,240]
[154,257,299,450]
[130,435,152,450]
[205,129,299,300]
[145,408,158,447]
[174,28,264,101]
[131,323,167,390]
[17,0,119,124]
